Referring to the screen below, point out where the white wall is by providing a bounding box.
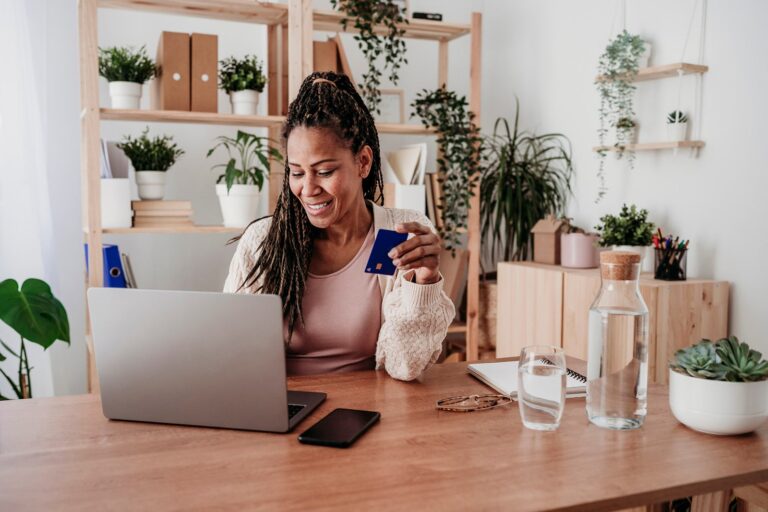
[484,0,768,350]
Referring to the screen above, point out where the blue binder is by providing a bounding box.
[84,244,127,288]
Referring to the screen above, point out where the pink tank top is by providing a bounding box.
[285,226,382,375]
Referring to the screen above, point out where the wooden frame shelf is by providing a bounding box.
[592,140,705,152]
[98,0,288,24]
[100,108,285,127]
[596,62,709,83]
[100,225,243,234]
[313,9,471,41]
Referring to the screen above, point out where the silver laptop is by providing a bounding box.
[87,288,325,432]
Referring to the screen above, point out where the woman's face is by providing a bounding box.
[286,126,372,230]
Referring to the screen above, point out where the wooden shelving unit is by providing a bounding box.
[595,62,709,83]
[79,0,484,390]
[593,140,706,152]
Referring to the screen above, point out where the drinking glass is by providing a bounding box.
[517,345,567,431]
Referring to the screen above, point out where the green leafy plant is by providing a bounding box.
[117,127,184,172]
[98,45,156,84]
[595,203,654,247]
[595,31,646,200]
[667,110,688,124]
[0,278,70,399]
[615,117,636,130]
[412,86,482,252]
[331,0,408,114]
[218,55,267,93]
[206,130,283,193]
[480,100,573,263]
[670,337,768,382]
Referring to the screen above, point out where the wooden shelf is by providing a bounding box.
[596,62,709,83]
[313,9,471,41]
[376,123,435,135]
[100,108,285,127]
[592,140,705,152]
[100,225,243,234]
[98,0,288,24]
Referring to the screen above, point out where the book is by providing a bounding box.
[120,253,137,288]
[133,217,193,226]
[386,146,421,185]
[133,209,193,217]
[467,360,587,399]
[132,200,192,211]
[430,173,444,229]
[412,12,442,21]
[425,172,435,225]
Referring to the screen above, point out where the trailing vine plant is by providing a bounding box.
[412,87,482,252]
[331,0,408,114]
[595,30,645,201]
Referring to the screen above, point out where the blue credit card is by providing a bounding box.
[365,229,408,276]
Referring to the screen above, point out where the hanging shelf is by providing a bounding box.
[592,140,705,152]
[595,62,708,83]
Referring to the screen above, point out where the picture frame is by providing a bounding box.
[378,88,405,124]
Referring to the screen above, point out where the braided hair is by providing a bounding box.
[238,71,383,340]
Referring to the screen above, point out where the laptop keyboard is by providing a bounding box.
[288,403,306,419]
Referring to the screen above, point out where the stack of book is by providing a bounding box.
[132,200,193,228]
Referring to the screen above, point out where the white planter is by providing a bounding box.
[135,171,167,200]
[216,184,260,227]
[229,90,260,115]
[613,245,653,273]
[667,122,688,142]
[100,178,133,228]
[669,369,768,435]
[638,42,652,68]
[109,81,142,110]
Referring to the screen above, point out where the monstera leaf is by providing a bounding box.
[0,278,70,349]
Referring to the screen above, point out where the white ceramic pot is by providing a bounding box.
[669,369,768,435]
[561,233,600,269]
[216,184,260,227]
[135,171,167,200]
[100,178,133,228]
[613,245,653,273]
[638,42,652,68]
[229,90,260,115]
[109,81,142,110]
[667,122,688,142]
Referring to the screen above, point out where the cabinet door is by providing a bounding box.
[562,272,601,361]
[496,263,563,358]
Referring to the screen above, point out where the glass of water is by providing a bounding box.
[517,345,567,431]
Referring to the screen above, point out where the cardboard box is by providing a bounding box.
[152,31,190,111]
[190,33,218,113]
[531,215,570,265]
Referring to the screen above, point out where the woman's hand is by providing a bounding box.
[388,222,442,285]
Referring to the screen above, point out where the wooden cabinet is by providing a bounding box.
[496,262,729,383]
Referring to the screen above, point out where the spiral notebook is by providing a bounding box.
[467,361,587,399]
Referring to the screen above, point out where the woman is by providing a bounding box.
[224,71,454,381]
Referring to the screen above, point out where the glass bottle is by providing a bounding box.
[586,251,649,430]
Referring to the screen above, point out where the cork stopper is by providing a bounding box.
[600,250,641,280]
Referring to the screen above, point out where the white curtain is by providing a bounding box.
[0,0,57,397]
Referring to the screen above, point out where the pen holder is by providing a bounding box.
[654,248,687,281]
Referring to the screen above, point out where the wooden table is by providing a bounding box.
[1,360,766,511]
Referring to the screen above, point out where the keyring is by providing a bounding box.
[435,394,513,412]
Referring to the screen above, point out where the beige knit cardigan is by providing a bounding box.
[223,202,456,381]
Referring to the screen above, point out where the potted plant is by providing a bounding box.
[411,86,482,252]
[595,31,647,200]
[98,45,156,110]
[670,337,768,435]
[615,117,637,144]
[117,127,185,200]
[331,0,408,114]
[594,203,655,272]
[666,110,689,142]
[206,130,283,227]
[219,55,267,115]
[0,278,70,399]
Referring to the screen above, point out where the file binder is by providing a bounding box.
[190,33,218,112]
[152,31,190,111]
[84,244,127,288]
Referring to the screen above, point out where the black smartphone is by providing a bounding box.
[298,408,380,448]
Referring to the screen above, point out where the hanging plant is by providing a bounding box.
[595,30,646,201]
[331,0,408,115]
[412,87,482,252]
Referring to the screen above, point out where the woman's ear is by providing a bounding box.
[357,145,373,178]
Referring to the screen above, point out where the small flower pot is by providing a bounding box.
[216,184,260,227]
[135,171,167,200]
[613,245,653,273]
[109,81,142,110]
[561,233,599,269]
[667,122,688,142]
[669,369,768,435]
[229,90,260,115]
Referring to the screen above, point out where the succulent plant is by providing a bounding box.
[716,336,768,382]
[667,110,688,124]
[670,340,727,380]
